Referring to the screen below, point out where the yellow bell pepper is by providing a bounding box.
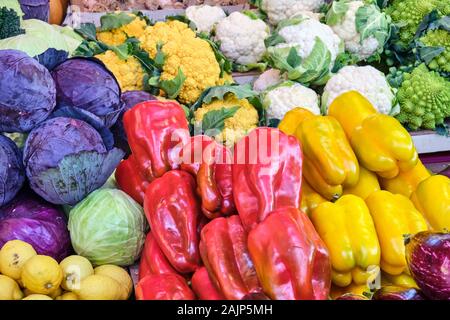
[300,179,327,216]
[410,175,450,231]
[381,272,418,289]
[343,166,380,199]
[280,108,360,200]
[380,160,430,197]
[330,283,372,300]
[311,195,381,287]
[328,91,418,179]
[365,190,428,276]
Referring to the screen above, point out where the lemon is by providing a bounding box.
[56,292,79,300]
[24,286,62,299]
[23,294,52,300]
[21,255,63,295]
[74,274,122,300]
[60,255,94,291]
[94,265,133,300]
[0,240,37,280]
[0,275,23,300]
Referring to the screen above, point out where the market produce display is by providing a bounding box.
[0,0,449,301]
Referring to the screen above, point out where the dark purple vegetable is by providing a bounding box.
[23,117,124,205]
[0,49,56,132]
[0,192,71,261]
[19,0,49,22]
[373,286,426,300]
[406,231,450,300]
[0,135,25,207]
[51,57,123,128]
[336,293,370,300]
[111,91,156,155]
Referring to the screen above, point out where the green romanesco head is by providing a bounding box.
[385,0,447,48]
[396,64,450,130]
[420,29,450,74]
[0,6,24,40]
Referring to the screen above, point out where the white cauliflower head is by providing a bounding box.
[263,81,320,120]
[261,0,326,25]
[185,5,226,33]
[276,17,343,65]
[326,0,390,60]
[322,65,395,114]
[253,69,285,92]
[215,12,269,65]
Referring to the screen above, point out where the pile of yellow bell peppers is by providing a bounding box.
[279,91,450,295]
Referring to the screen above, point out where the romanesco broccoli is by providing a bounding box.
[419,29,450,74]
[396,64,450,130]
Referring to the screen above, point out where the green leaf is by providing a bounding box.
[199,106,240,134]
[233,62,267,73]
[332,51,359,72]
[264,33,285,47]
[111,41,133,60]
[154,41,166,68]
[325,0,350,26]
[276,16,308,32]
[73,40,106,57]
[131,10,153,25]
[75,23,98,41]
[100,12,134,31]
[202,84,257,104]
[355,4,390,45]
[419,45,445,63]
[293,37,331,86]
[159,68,186,99]
[436,123,450,137]
[266,45,297,72]
[286,47,302,68]
[241,10,261,20]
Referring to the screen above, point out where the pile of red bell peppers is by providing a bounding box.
[116,100,332,300]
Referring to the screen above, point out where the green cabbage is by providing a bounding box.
[68,189,147,266]
[0,19,82,58]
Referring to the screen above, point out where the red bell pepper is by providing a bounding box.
[180,135,235,219]
[115,155,149,205]
[233,127,303,231]
[191,267,226,300]
[135,274,196,300]
[144,170,202,274]
[138,232,178,280]
[247,207,331,300]
[199,215,261,300]
[123,100,190,181]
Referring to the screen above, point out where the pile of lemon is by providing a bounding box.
[0,240,133,300]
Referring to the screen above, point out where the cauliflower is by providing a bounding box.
[396,64,450,130]
[215,11,269,65]
[139,20,224,104]
[95,50,145,92]
[326,0,390,60]
[263,81,320,120]
[419,29,450,74]
[185,5,226,33]
[276,16,343,64]
[194,94,259,146]
[260,0,325,25]
[253,69,284,92]
[322,65,395,114]
[97,14,148,46]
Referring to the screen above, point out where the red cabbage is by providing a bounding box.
[0,49,56,132]
[19,0,49,22]
[0,192,71,261]
[0,135,25,207]
[51,58,123,128]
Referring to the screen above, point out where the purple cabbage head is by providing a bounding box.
[0,49,56,132]
[0,135,25,207]
[19,0,50,22]
[112,90,156,155]
[406,231,450,300]
[23,117,124,205]
[51,58,123,128]
[0,192,71,261]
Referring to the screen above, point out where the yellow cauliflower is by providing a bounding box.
[139,20,224,104]
[97,14,148,46]
[194,94,259,146]
[95,50,145,92]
